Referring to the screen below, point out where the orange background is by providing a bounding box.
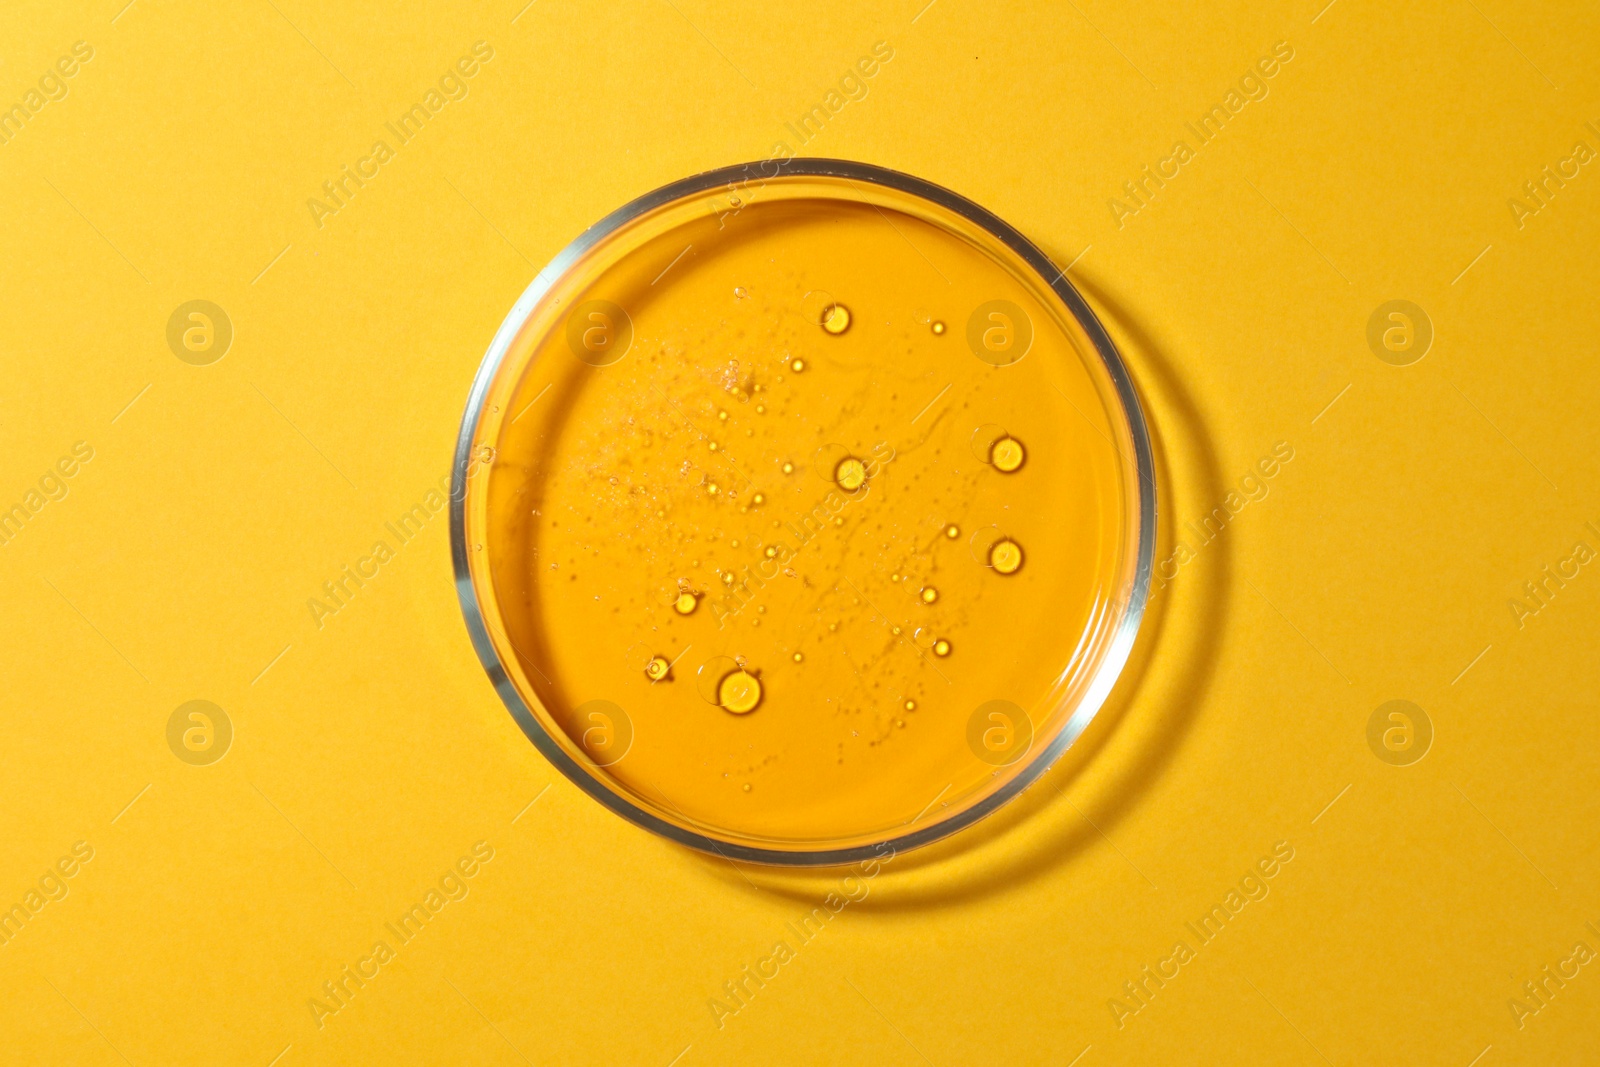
[2,0,1598,1063]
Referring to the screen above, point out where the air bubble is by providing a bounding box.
[933,639,952,657]
[989,436,1025,472]
[945,525,960,539]
[989,539,1024,575]
[645,656,670,681]
[835,456,867,492]
[920,586,938,604]
[718,669,763,714]
[904,699,917,711]
[822,303,851,335]
[931,321,946,335]
[674,592,699,615]
[791,358,806,372]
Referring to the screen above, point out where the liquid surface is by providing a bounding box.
[484,192,1129,846]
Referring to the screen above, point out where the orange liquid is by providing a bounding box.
[478,180,1135,851]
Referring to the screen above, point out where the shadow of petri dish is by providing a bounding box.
[450,159,1156,866]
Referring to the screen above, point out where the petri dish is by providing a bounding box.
[451,159,1154,865]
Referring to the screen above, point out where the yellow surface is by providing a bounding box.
[3,0,1599,1063]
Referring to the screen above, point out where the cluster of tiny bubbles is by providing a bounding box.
[821,303,851,335]
[645,656,671,682]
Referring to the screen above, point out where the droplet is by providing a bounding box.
[920,586,938,604]
[782,462,795,475]
[791,358,806,373]
[707,482,720,495]
[945,524,960,539]
[821,303,851,334]
[752,493,764,505]
[931,321,946,335]
[645,656,671,681]
[718,410,729,421]
[719,669,763,714]
[756,404,766,414]
[674,592,698,615]
[989,539,1024,575]
[793,652,804,663]
[765,546,777,558]
[742,782,752,792]
[835,456,867,491]
[891,574,901,583]
[933,639,952,657]
[708,441,720,452]
[989,436,1025,473]
[904,699,916,711]
[729,194,743,207]
[733,287,748,299]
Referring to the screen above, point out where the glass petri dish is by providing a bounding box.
[451,159,1154,865]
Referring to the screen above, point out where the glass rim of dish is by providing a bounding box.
[450,158,1157,866]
